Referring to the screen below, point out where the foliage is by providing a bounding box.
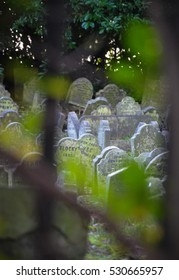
[0,0,151,73]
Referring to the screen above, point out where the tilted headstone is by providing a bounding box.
[67,111,79,139]
[96,147,130,195]
[79,120,92,137]
[116,96,142,115]
[92,146,120,195]
[145,151,169,179]
[67,77,93,108]
[0,97,18,116]
[106,167,129,211]
[131,123,166,156]
[1,110,20,128]
[91,104,112,116]
[98,120,111,149]
[0,122,39,159]
[83,97,109,115]
[102,84,126,108]
[144,147,168,167]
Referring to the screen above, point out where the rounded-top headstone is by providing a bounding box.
[67,78,93,108]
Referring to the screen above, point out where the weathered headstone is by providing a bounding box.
[91,104,112,116]
[144,147,168,167]
[67,77,93,108]
[56,137,79,170]
[145,151,169,179]
[102,84,126,108]
[98,120,111,149]
[67,111,79,139]
[96,147,130,195]
[106,167,128,210]
[0,97,18,116]
[92,146,120,195]
[0,122,39,159]
[116,96,142,115]
[1,110,20,128]
[131,123,166,156]
[83,97,109,115]
[142,106,159,122]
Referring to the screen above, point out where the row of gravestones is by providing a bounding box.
[0,80,169,205]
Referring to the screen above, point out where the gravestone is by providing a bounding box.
[1,110,20,128]
[67,78,93,108]
[67,111,79,139]
[102,84,126,108]
[131,123,166,156]
[79,120,92,137]
[83,97,109,115]
[56,137,79,170]
[91,105,112,116]
[92,146,119,195]
[98,120,111,149]
[0,97,18,116]
[144,147,167,167]
[79,134,101,190]
[145,151,169,179]
[106,167,129,211]
[0,122,38,159]
[116,96,142,115]
[96,147,130,195]
[142,106,159,122]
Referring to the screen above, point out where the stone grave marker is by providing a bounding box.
[144,147,168,167]
[145,151,169,179]
[106,167,129,211]
[116,96,142,115]
[67,111,79,139]
[1,110,20,128]
[102,84,126,108]
[96,147,130,195]
[83,97,109,115]
[98,120,111,149]
[0,122,39,159]
[0,97,18,116]
[91,104,112,116]
[67,77,93,108]
[79,120,92,137]
[92,146,119,195]
[131,123,166,156]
